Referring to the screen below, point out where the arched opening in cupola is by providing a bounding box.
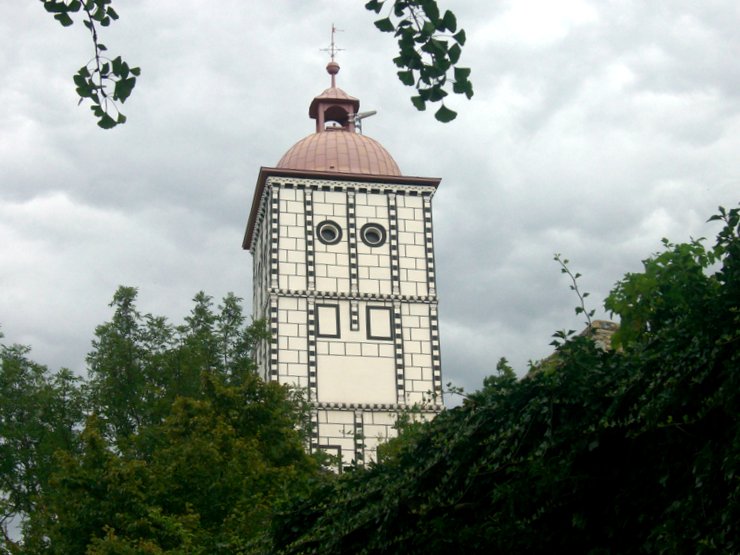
[323,105,351,130]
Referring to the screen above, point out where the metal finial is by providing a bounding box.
[320,24,345,61]
[319,25,345,88]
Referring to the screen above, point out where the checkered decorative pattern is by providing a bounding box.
[387,193,401,296]
[269,186,280,290]
[392,300,406,403]
[353,411,365,465]
[304,189,316,290]
[307,298,318,400]
[423,195,437,296]
[429,303,443,398]
[307,298,320,451]
[269,294,279,380]
[346,191,361,330]
[350,299,360,331]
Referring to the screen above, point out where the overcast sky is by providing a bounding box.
[1,1,738,397]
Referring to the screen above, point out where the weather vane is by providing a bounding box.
[320,24,344,61]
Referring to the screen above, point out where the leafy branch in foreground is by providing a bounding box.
[365,0,473,122]
[550,254,595,348]
[41,0,139,129]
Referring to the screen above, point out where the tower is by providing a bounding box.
[243,59,443,467]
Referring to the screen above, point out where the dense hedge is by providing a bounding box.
[270,207,740,554]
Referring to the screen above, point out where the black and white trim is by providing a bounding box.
[346,191,360,329]
[429,303,442,398]
[353,411,365,465]
[387,193,401,296]
[392,300,405,403]
[307,297,318,393]
[269,185,280,290]
[422,195,437,296]
[350,299,360,331]
[304,189,316,291]
[269,294,279,380]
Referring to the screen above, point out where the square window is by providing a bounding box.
[317,304,340,338]
[366,306,393,340]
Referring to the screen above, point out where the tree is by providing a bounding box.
[85,287,270,451]
[268,207,740,554]
[40,0,470,128]
[25,376,320,554]
[0,338,84,551]
[2,287,317,553]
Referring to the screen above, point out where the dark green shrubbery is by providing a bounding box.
[270,207,740,554]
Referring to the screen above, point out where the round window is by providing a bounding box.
[360,223,387,248]
[316,220,342,245]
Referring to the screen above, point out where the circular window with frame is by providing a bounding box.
[316,220,343,245]
[360,223,387,248]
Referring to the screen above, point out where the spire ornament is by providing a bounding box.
[320,24,344,88]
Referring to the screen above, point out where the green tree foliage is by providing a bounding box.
[40,1,467,128]
[0,339,84,550]
[25,376,319,553]
[2,288,322,553]
[40,0,139,129]
[366,0,473,122]
[269,207,740,554]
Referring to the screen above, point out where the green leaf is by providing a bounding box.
[448,44,461,64]
[421,0,440,22]
[421,21,436,37]
[114,77,136,103]
[374,18,395,33]
[397,71,415,86]
[111,56,123,75]
[422,38,448,57]
[442,10,457,32]
[434,104,457,123]
[454,67,471,81]
[44,1,67,14]
[428,85,448,102]
[54,12,74,27]
[364,0,383,14]
[417,88,432,101]
[453,80,474,99]
[453,29,467,45]
[410,96,426,111]
[466,83,474,99]
[97,113,118,129]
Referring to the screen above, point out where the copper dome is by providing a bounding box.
[277,129,401,176]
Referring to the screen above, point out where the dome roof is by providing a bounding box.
[277,129,401,176]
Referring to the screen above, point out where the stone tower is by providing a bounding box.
[243,60,443,467]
